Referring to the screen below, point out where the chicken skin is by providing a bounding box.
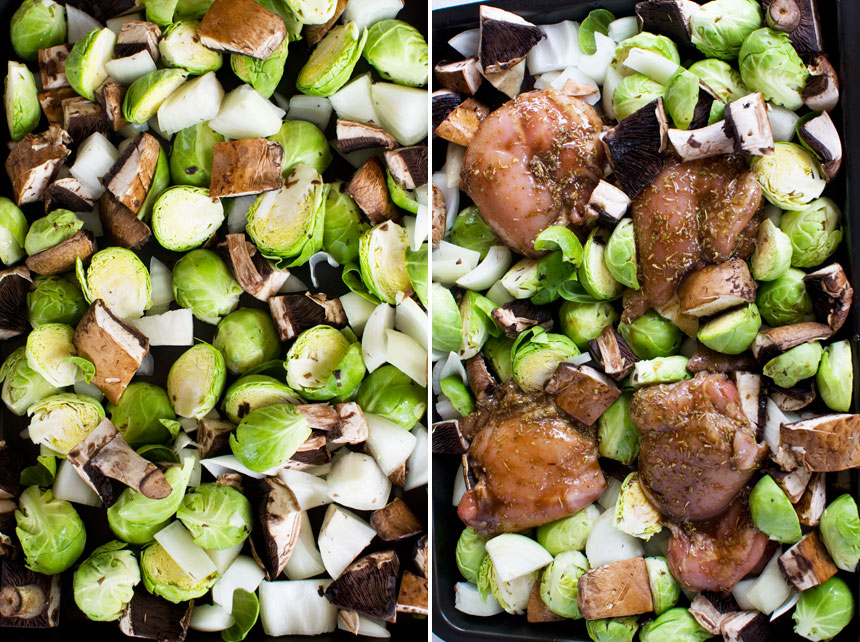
[458,382,607,536]
[460,90,605,257]
[630,372,767,522]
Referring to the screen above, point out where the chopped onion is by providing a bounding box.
[371,82,427,146]
[732,550,791,615]
[485,280,514,306]
[190,604,234,632]
[608,16,640,42]
[172,432,197,452]
[577,32,617,85]
[106,50,157,86]
[432,240,480,285]
[444,142,465,190]
[385,329,428,386]
[284,511,326,581]
[568,352,593,366]
[534,71,561,91]
[136,351,154,377]
[317,504,376,579]
[184,448,202,488]
[279,469,332,511]
[394,296,427,347]
[127,308,193,346]
[178,417,198,433]
[278,273,308,293]
[598,476,623,510]
[70,133,119,198]
[432,171,459,231]
[73,379,104,401]
[435,397,460,421]
[52,459,102,507]
[212,555,266,611]
[200,454,284,479]
[329,73,378,124]
[767,103,800,143]
[118,121,149,138]
[527,20,581,75]
[340,292,377,336]
[337,613,390,638]
[621,47,681,85]
[342,0,404,30]
[205,542,244,575]
[448,28,479,57]
[415,183,429,207]
[288,95,332,132]
[308,252,339,288]
[486,533,553,583]
[154,521,217,581]
[410,208,429,253]
[549,66,600,105]
[149,256,174,310]
[404,424,428,491]
[602,65,623,121]
[452,467,467,506]
[432,351,467,394]
[157,72,224,136]
[361,302,394,372]
[66,5,102,43]
[365,413,417,479]
[209,84,284,139]
[456,246,513,291]
[585,510,644,568]
[771,591,800,621]
[259,580,337,637]
[326,450,391,512]
[76,210,103,237]
[455,582,504,617]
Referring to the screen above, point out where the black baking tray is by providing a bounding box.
[0,0,429,641]
[431,0,860,640]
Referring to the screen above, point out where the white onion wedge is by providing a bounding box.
[288,95,332,131]
[226,194,255,233]
[549,66,600,105]
[371,82,427,146]
[764,398,786,455]
[136,351,154,377]
[329,73,378,124]
[361,302,394,372]
[621,47,681,85]
[435,397,460,421]
[212,555,266,611]
[70,132,118,198]
[411,203,429,251]
[598,476,623,510]
[452,466,467,506]
[444,142,465,190]
[486,533,553,583]
[771,591,800,621]
[106,50,157,86]
[154,521,217,581]
[394,296,427,347]
[432,171,459,231]
[190,604,234,632]
[259,580,336,636]
[67,5,102,43]
[200,454,283,479]
[317,504,376,579]
[209,85,284,139]
[340,292,377,336]
[455,582,504,617]
[585,510,644,568]
[278,273,308,293]
[448,28,479,58]
[157,72,224,135]
[385,329,427,387]
[768,104,800,143]
[608,16,640,42]
[326,450,391,512]
[149,256,173,311]
[527,20,581,75]
[53,459,102,507]
[205,542,244,575]
[342,0,403,31]
[432,240,480,285]
[279,469,332,510]
[456,246,513,291]
[127,308,193,346]
[602,65,624,121]
[733,550,791,615]
[404,423,428,491]
[337,614,390,638]
[577,32,616,85]
[365,413,417,479]
[485,280,514,306]
[284,512,326,581]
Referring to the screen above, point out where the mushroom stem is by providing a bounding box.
[766,0,801,32]
[0,585,46,619]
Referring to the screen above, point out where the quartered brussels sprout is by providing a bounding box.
[751,143,826,211]
[24,209,83,256]
[739,27,809,110]
[500,258,540,299]
[285,325,365,401]
[819,494,860,572]
[177,483,253,549]
[750,474,801,543]
[537,505,600,556]
[152,186,224,251]
[66,28,117,101]
[793,577,854,642]
[11,0,66,61]
[511,327,579,393]
[560,301,618,349]
[322,181,366,264]
[123,69,189,124]
[613,73,664,122]
[160,20,222,74]
[645,556,680,615]
[631,356,691,387]
[598,393,640,465]
[751,218,793,282]
[16,485,86,575]
[246,164,326,267]
[613,32,680,69]
[28,393,105,454]
[141,540,218,603]
[78,247,152,319]
[604,219,638,289]
[756,269,812,326]
[5,60,40,141]
[28,276,87,328]
[296,21,368,97]
[268,120,332,177]
[73,541,141,622]
[229,403,311,473]
[618,310,681,360]
[763,341,823,388]
[26,323,81,388]
[172,249,242,325]
[690,0,762,60]
[363,20,428,87]
[579,229,623,301]
[456,527,488,583]
[0,346,59,415]
[459,290,493,360]
[614,472,662,539]
[107,382,177,448]
[639,607,712,642]
[586,617,640,642]
[450,206,500,261]
[285,0,337,25]
[222,374,301,424]
[232,38,288,98]
[169,123,225,187]
[359,221,412,304]
[697,303,761,354]
[407,243,429,307]
[431,283,462,354]
[167,343,227,419]
[540,550,589,619]
[213,308,280,376]
[356,365,426,430]
[780,198,843,268]
[0,196,28,265]
[817,340,853,412]
[483,335,513,382]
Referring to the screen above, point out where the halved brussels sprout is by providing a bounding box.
[359,221,412,304]
[285,325,365,401]
[152,186,224,252]
[229,403,311,472]
[232,38,288,99]
[817,340,853,413]
[604,219,638,289]
[450,206,500,261]
[793,577,854,642]
[687,59,747,103]
[11,0,66,62]
[123,69,189,124]
[24,209,83,256]
[213,308,280,376]
[618,310,681,359]
[780,198,843,268]
[639,607,712,642]
[268,120,332,177]
[613,32,680,69]
[739,27,808,110]
[169,123,225,187]
[322,181,366,264]
[751,142,826,211]
[537,505,600,556]
[819,494,860,572]
[167,343,226,419]
[15,485,86,575]
[511,327,579,393]
[432,282,463,354]
[107,382,177,448]
[25,323,80,388]
[751,218,793,282]
[363,20,428,87]
[222,373,300,424]
[598,393,640,465]
[73,541,140,622]
[28,276,87,328]
[296,21,368,97]
[459,290,494,360]
[750,474,802,543]
[664,69,705,131]
[763,341,823,388]
[407,243,428,307]
[631,356,691,387]
[5,60,40,141]
[66,28,117,101]
[456,527,488,583]
[697,303,761,354]
[285,0,336,25]
[586,617,640,642]
[540,550,589,619]
[172,248,242,325]
[756,268,812,326]
[27,392,105,454]
[141,540,218,603]
[159,20,222,74]
[0,346,59,416]
[484,335,514,382]
[579,229,623,301]
[645,556,680,616]
[177,483,253,549]
[613,73,664,122]
[690,0,762,60]
[77,247,152,320]
[356,365,426,430]
[0,196,27,265]
[560,300,618,349]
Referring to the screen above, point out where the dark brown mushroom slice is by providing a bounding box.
[545,363,622,427]
[432,89,464,132]
[96,80,128,132]
[198,0,287,59]
[337,120,397,154]
[0,441,22,501]
[45,177,95,212]
[603,98,668,199]
[730,371,765,435]
[770,381,816,412]
[0,561,60,628]
[286,433,330,469]
[780,414,860,472]
[762,0,822,53]
[491,300,553,338]
[5,125,71,205]
[586,180,631,226]
[690,591,741,635]
[268,293,345,341]
[431,420,468,455]
[589,325,638,382]
[247,476,302,580]
[635,0,699,48]
[779,531,837,590]
[329,402,369,444]
[99,192,152,250]
[797,111,841,181]
[720,611,776,642]
[387,462,407,488]
[679,259,757,318]
[751,322,833,362]
[324,551,400,622]
[61,96,110,143]
[434,96,490,147]
[65,0,136,24]
[431,183,446,248]
[115,20,162,61]
[576,557,654,619]
[38,88,78,127]
[435,58,483,95]
[196,418,235,459]
[795,471,826,527]
[119,586,193,641]
[803,263,852,332]
[348,158,397,225]
[478,5,544,73]
[25,230,94,276]
[396,571,428,616]
[803,55,839,113]
[0,267,31,340]
[103,132,161,214]
[295,404,340,432]
[304,0,348,45]
[465,353,496,401]
[383,146,428,190]
[370,497,423,542]
[210,137,284,198]
[413,535,428,578]
[771,468,812,503]
[526,574,565,623]
[37,44,70,90]
[686,345,758,374]
[223,233,289,301]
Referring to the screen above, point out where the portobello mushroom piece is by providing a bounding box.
[527,576,565,623]
[37,88,77,127]
[387,462,407,489]
[304,0,348,45]
[348,158,397,225]
[435,59,483,95]
[491,300,554,338]
[431,183,446,248]
[198,0,287,60]
[635,0,700,48]
[269,292,346,341]
[104,132,162,214]
[337,120,397,154]
[721,611,777,642]
[0,561,60,628]
[686,345,759,374]
[763,0,801,32]
[0,441,22,500]
[803,264,852,332]
[465,354,496,401]
[480,58,526,101]
[795,471,826,527]
[678,259,757,317]
[223,234,289,301]
[99,193,152,250]
[434,97,491,147]
[589,325,638,382]
[431,420,468,455]
[37,44,71,90]
[762,0,822,54]
[61,96,110,143]
[329,402,369,445]
[803,55,839,113]
[586,180,631,226]
[778,531,837,591]
[770,382,816,412]
[287,437,330,469]
[730,371,765,435]
[196,418,235,459]
[779,414,860,472]
[576,557,654,620]
[478,5,544,74]
[96,81,128,132]
[46,177,95,212]
[370,497,423,542]
[797,111,841,181]
[545,363,622,427]
[750,322,833,362]
[771,468,812,503]
[689,591,741,635]
[324,551,400,622]
[73,299,150,404]
[295,404,340,432]
[432,89,464,132]
[247,476,302,580]
[603,99,668,199]
[210,138,283,198]
[0,267,31,340]
[396,571,428,616]
[115,20,162,61]
[413,535,428,578]
[118,586,193,642]
[383,146,428,190]
[5,125,71,205]
[25,230,94,276]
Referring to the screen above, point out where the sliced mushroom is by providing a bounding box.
[764,0,801,32]
[387,462,407,489]
[780,414,860,471]
[678,259,757,317]
[432,89,464,132]
[434,97,490,147]
[770,468,812,504]
[116,20,162,61]
[730,371,765,434]
[527,576,565,623]
[686,345,758,375]
[0,267,31,340]
[778,531,837,591]
[198,0,287,59]
[286,434,330,470]
[431,420,468,455]
[328,403,369,445]
[197,418,235,459]
[383,146,428,190]
[118,586,193,642]
[38,88,78,127]
[37,44,71,90]
[0,561,60,628]
[796,472,826,527]
[99,192,152,250]
[720,611,774,642]
[690,591,741,635]
[324,551,400,622]
[435,58,483,95]
[491,300,553,338]
[586,180,631,226]
[762,0,822,54]
[635,0,700,48]
[96,80,128,132]
[770,382,816,412]
[804,263,852,332]
[247,476,302,580]
[370,497,423,542]
[481,58,526,100]
[546,363,622,426]
[431,184,446,248]
[0,441,21,500]
[348,158,396,224]
[304,0,348,46]
[5,125,71,205]
[61,96,110,143]
[796,112,841,181]
[478,5,544,73]
[46,177,95,212]
[103,132,162,214]
[210,137,283,198]
[603,99,668,198]
[576,557,654,620]
[751,322,833,361]
[337,120,397,154]
[589,325,638,382]
[396,571,428,616]
[413,535,428,579]
[465,354,496,401]
[803,55,839,113]
[269,292,346,342]
[223,234,289,301]
[25,230,94,276]
[295,405,340,432]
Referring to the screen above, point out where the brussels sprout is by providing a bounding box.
[559,301,618,349]
[751,218,793,282]
[123,69,189,124]
[645,556,680,615]
[663,69,706,131]
[296,22,367,96]
[697,303,762,355]
[322,181,366,264]
[579,229,623,301]
[24,209,83,256]
[793,577,854,642]
[751,143,825,211]
[501,258,541,299]
[613,32,680,69]
[477,555,535,615]
[597,393,640,465]
[362,20,428,87]
[690,0,761,60]
[532,251,576,305]
[613,73,665,122]
[818,494,860,573]
[749,474,801,543]
[175,0,214,19]
[10,0,66,61]
[152,186,225,251]
[536,505,600,556]
[16,485,86,575]
[284,0,336,25]
[231,38,288,98]
[169,123,225,187]
[213,308,280,376]
[780,198,843,268]
[639,607,712,642]
[26,323,80,388]
[387,171,418,214]
[816,340,853,413]
[141,540,218,603]
[177,483,252,549]
[459,290,493,360]
[77,247,152,320]
[107,456,194,544]
[483,335,514,382]
[107,383,177,448]
[763,341,823,388]
[756,269,811,327]
[614,472,662,540]
[246,164,326,267]
[5,60,40,141]
[160,20,222,74]
[222,374,300,425]
[604,219,638,289]
[456,527,489,583]
[580,8,614,55]
[0,346,59,416]
[0,196,27,265]
[406,243,428,307]
[449,206,500,261]
[28,393,104,454]
[618,310,681,359]
[631,356,691,387]
[511,327,580,393]
[356,365,426,430]
[268,120,332,177]
[27,276,87,328]
[285,326,364,401]
[533,226,584,266]
[587,617,640,642]
[440,376,475,417]
[167,343,227,419]
[431,282,462,354]
[73,541,141,622]
[359,221,412,305]
[172,249,242,325]
[66,28,117,101]
[146,0,179,25]
[739,28,808,110]
[687,59,747,103]
[540,550,589,619]
[229,403,311,473]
